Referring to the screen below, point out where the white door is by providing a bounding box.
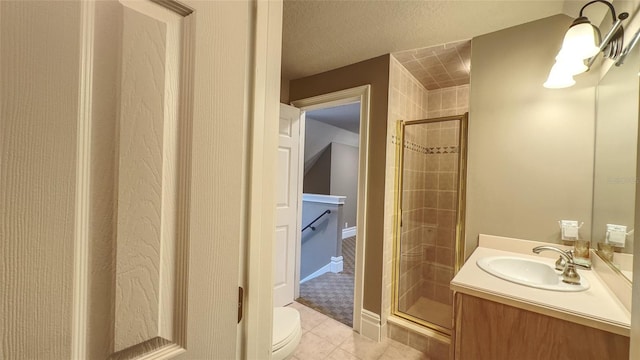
[1,0,281,358]
[274,104,302,307]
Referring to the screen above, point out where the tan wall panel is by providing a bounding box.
[466,14,596,256]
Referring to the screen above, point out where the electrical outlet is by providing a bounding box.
[606,224,627,247]
[559,220,580,240]
[345,222,348,228]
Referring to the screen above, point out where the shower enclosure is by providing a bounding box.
[392,114,468,335]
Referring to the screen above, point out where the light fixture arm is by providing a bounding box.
[586,14,627,67]
[616,28,640,66]
[579,0,618,22]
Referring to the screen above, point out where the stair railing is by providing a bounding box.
[301,210,331,232]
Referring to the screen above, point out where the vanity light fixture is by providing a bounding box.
[544,0,628,89]
[617,28,640,66]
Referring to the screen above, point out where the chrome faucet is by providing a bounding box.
[532,246,583,285]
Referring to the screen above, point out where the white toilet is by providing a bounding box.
[272,307,302,360]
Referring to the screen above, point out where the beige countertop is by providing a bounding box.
[451,235,631,337]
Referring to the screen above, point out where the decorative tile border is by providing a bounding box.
[392,135,458,155]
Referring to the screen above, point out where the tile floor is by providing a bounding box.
[288,301,430,360]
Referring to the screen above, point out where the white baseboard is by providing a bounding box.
[342,226,356,239]
[360,309,382,341]
[330,256,343,273]
[300,263,330,284]
[380,321,388,341]
[300,257,343,284]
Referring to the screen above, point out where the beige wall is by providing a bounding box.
[331,143,360,228]
[303,146,332,194]
[290,55,390,315]
[281,76,290,103]
[465,14,597,257]
[303,118,360,227]
[304,118,360,164]
[303,142,360,229]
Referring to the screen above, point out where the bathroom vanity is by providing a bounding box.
[451,235,631,360]
[453,293,628,359]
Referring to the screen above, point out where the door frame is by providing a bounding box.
[243,0,284,359]
[291,85,371,333]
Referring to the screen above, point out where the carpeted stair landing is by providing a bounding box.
[297,236,355,327]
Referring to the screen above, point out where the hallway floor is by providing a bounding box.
[298,236,355,326]
[288,301,430,360]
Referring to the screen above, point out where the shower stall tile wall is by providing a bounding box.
[398,119,461,319]
[384,57,470,319]
[427,85,469,118]
[383,56,429,325]
[383,54,469,360]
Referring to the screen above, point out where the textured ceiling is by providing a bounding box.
[282,0,571,82]
[307,102,361,134]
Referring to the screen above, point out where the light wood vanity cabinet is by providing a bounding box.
[453,293,630,360]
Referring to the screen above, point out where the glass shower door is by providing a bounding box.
[392,114,468,334]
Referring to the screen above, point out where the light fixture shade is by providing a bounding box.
[559,19,600,60]
[554,53,588,75]
[544,63,576,89]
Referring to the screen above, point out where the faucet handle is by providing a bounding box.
[565,249,576,260]
[554,256,566,271]
[562,263,582,285]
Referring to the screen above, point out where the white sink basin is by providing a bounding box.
[476,256,590,292]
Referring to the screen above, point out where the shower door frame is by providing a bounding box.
[391,113,469,336]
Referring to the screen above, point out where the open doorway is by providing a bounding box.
[296,102,360,327]
[291,85,370,333]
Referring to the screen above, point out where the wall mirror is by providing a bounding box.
[592,46,640,283]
